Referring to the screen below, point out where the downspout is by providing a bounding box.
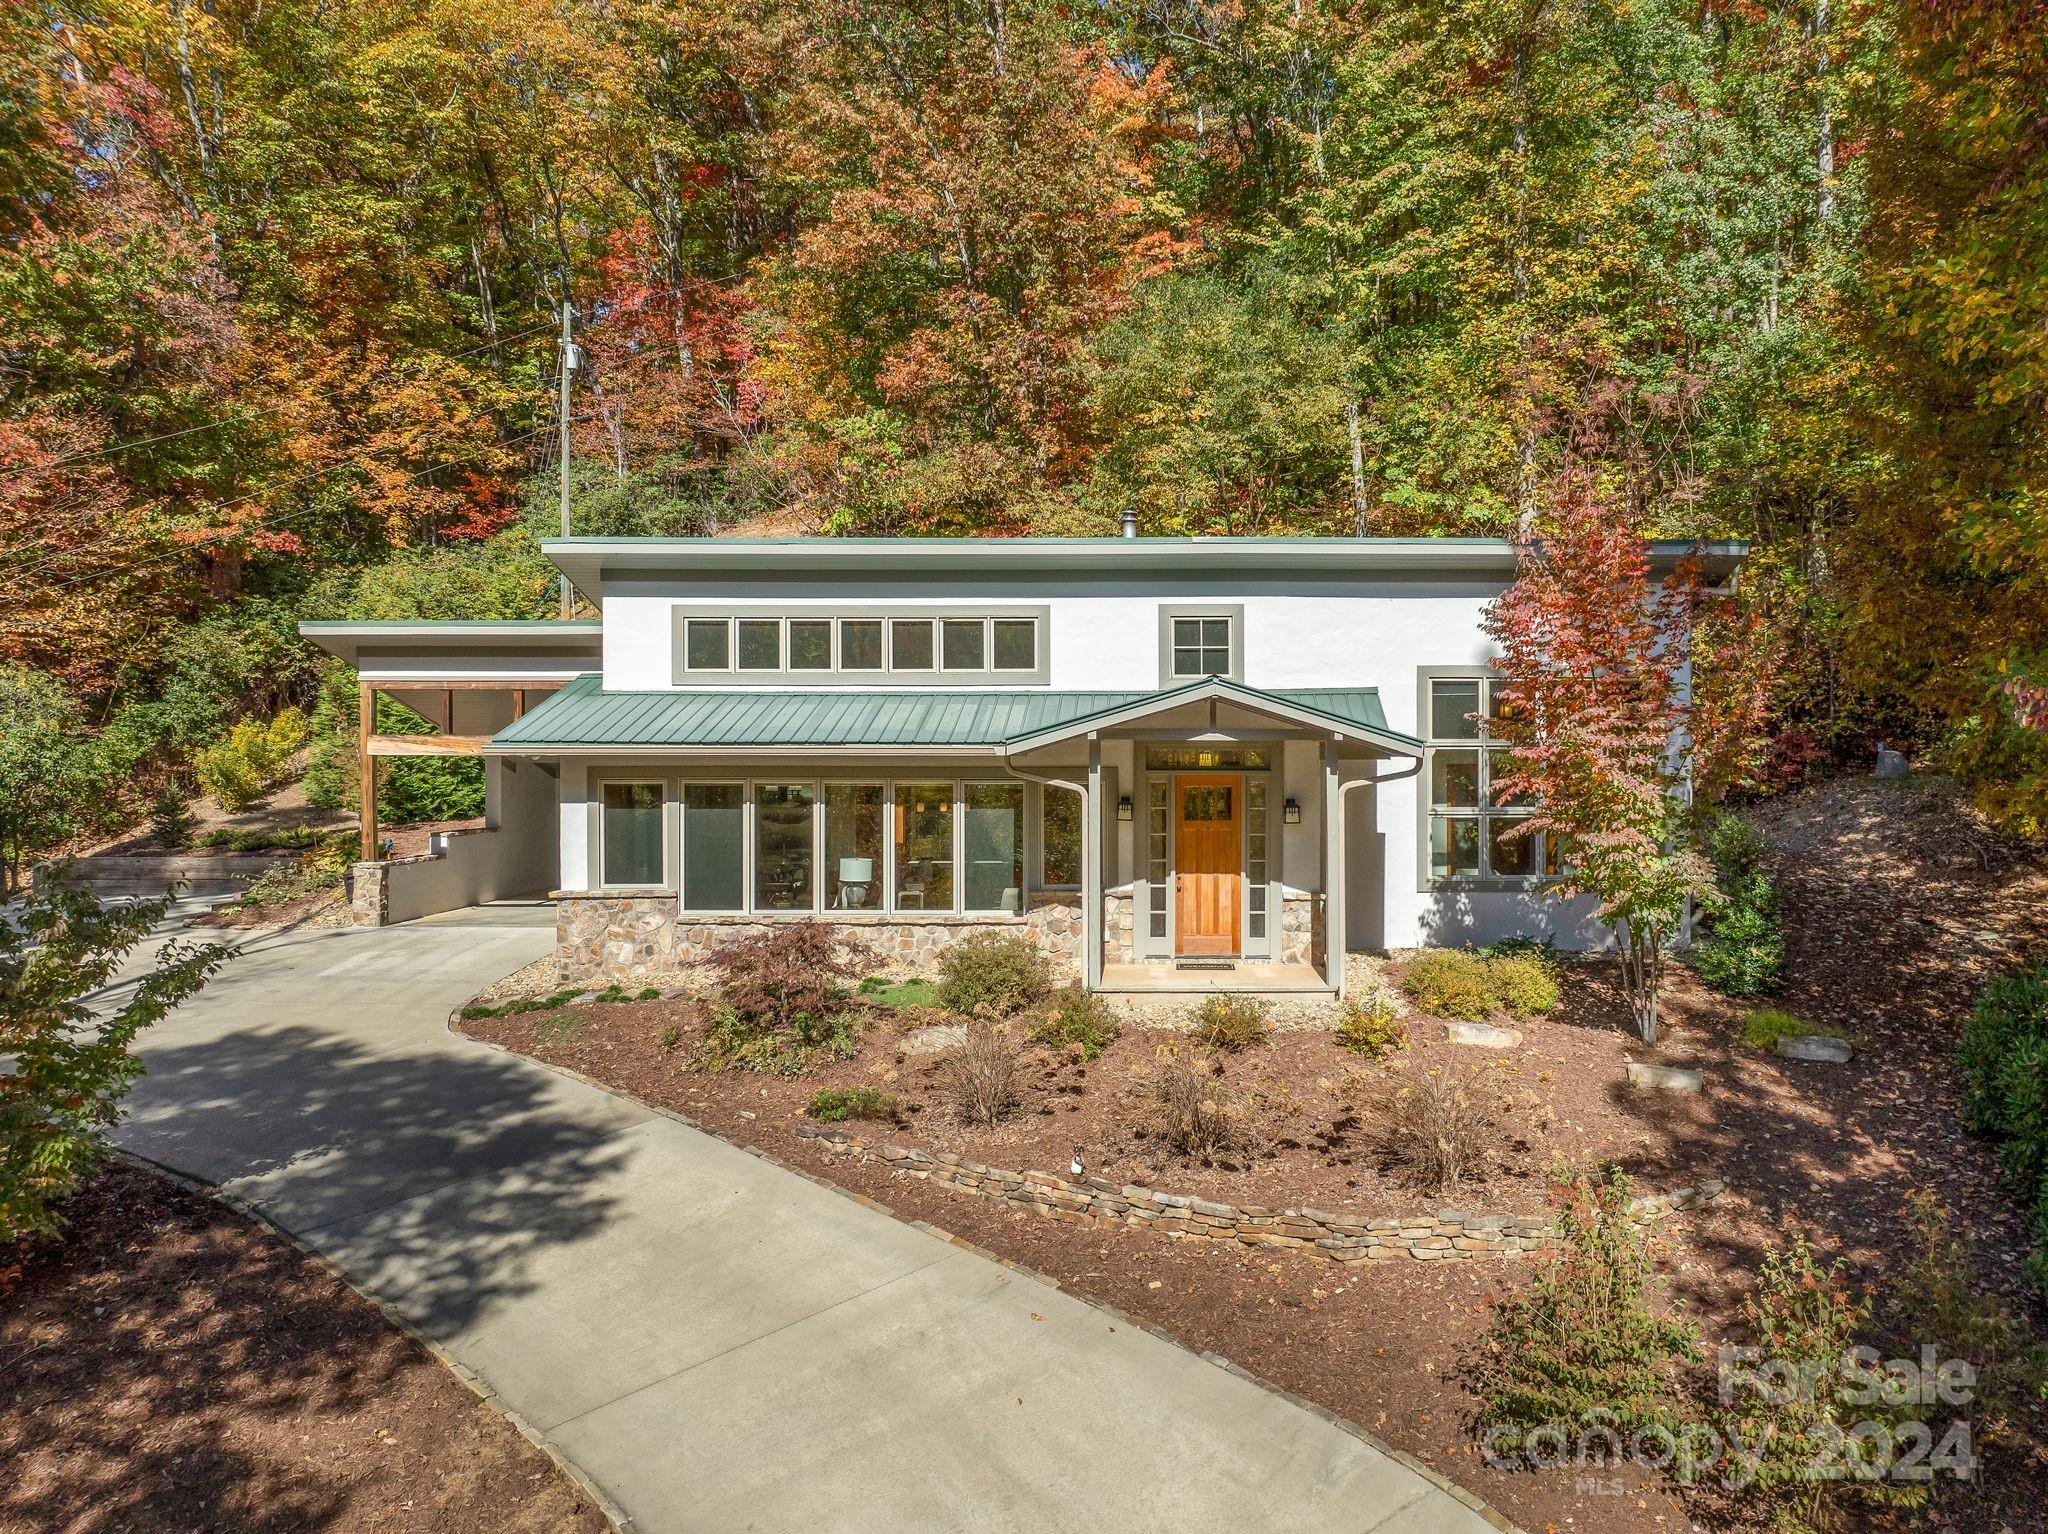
[1329,751,1422,997]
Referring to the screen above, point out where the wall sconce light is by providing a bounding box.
[1282,798,1302,824]
[1116,795,1134,821]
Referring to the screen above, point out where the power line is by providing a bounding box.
[0,318,558,487]
[8,422,555,600]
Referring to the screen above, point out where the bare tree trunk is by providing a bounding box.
[1347,400,1369,536]
[1812,0,1835,227]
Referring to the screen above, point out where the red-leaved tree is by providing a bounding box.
[1481,449,1711,1044]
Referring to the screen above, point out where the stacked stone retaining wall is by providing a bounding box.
[796,1122,1724,1265]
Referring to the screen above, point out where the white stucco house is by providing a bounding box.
[300,534,1743,994]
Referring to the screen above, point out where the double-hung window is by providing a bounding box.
[1423,674,1558,882]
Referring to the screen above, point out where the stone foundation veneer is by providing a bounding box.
[795,1121,1725,1265]
[1279,891,1324,969]
[555,891,1085,982]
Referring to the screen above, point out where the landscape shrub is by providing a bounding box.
[1486,951,1560,1018]
[1694,813,1786,996]
[1032,983,1121,1062]
[935,932,1051,1018]
[706,924,869,1042]
[1,883,230,1246]
[1886,1191,2048,1462]
[1188,992,1271,1051]
[1400,949,1496,1020]
[193,708,309,813]
[808,1086,903,1124]
[0,665,112,898]
[1473,1167,1702,1454]
[1955,964,2048,1296]
[1332,993,1407,1059]
[1365,1066,1498,1189]
[1135,1047,1266,1164]
[1715,1236,1923,1527]
[942,1026,1020,1126]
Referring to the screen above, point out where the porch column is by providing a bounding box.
[1084,736,1103,990]
[358,680,378,863]
[1322,739,1345,996]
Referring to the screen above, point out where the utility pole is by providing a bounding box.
[557,298,578,618]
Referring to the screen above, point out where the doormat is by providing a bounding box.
[1175,960,1236,971]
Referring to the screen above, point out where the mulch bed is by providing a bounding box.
[0,1163,609,1534]
[458,774,2048,1534]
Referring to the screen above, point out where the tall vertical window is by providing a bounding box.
[754,784,815,909]
[1041,785,1082,886]
[1424,675,1554,881]
[824,784,883,909]
[1246,779,1269,941]
[893,783,953,910]
[601,782,664,887]
[1146,780,1169,939]
[963,783,1023,912]
[682,784,744,909]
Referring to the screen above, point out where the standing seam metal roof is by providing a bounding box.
[491,674,1405,749]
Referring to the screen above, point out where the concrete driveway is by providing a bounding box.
[108,904,1509,1534]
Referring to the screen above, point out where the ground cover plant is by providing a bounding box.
[859,975,938,1009]
[1737,1008,1837,1051]
[808,1086,902,1124]
[1402,948,1560,1023]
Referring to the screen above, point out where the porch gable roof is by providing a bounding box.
[488,674,1417,754]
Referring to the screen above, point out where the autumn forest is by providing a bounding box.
[1,0,2044,847]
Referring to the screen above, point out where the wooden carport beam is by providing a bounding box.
[355,678,561,862]
[358,679,377,863]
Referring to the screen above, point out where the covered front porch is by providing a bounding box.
[1006,677,1423,997]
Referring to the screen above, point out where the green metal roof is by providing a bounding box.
[491,674,1409,751]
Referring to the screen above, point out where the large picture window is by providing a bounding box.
[824,784,883,909]
[754,784,815,909]
[1423,675,1558,882]
[963,783,1023,912]
[682,784,744,909]
[600,782,664,887]
[893,783,954,910]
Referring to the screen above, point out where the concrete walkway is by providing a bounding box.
[107,904,1508,1534]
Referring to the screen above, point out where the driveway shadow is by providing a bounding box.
[119,1024,637,1341]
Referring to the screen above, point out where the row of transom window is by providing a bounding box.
[680,615,1039,675]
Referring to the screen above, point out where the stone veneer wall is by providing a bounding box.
[556,892,1086,982]
[348,862,387,926]
[795,1121,1724,1265]
[1279,891,1324,968]
[1103,888,1135,967]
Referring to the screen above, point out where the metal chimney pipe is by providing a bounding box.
[1120,509,1137,539]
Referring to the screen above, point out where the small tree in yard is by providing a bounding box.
[2,882,231,1246]
[1481,445,1713,1044]
[0,666,108,900]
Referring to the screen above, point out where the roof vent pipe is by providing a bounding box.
[1120,509,1137,539]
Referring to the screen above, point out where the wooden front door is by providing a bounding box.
[1175,775,1241,956]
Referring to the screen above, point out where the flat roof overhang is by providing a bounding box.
[541,536,1748,606]
[298,620,603,680]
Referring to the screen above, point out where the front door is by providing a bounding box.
[1175,774,1241,956]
